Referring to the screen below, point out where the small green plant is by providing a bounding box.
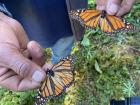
[122,80,136,97]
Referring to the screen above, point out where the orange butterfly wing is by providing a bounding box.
[101,15,137,34]
[34,57,74,105]
[99,15,126,34]
[124,20,137,32]
[70,9,101,29]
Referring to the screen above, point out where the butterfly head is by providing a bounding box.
[101,10,106,18]
[46,69,54,77]
[69,9,85,17]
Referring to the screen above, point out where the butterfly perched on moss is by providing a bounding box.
[70,9,138,35]
[34,56,74,105]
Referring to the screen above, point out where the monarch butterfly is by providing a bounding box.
[69,9,137,35]
[34,56,74,105]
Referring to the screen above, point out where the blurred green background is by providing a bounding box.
[0,0,140,105]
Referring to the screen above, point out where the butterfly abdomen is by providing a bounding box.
[101,10,106,18]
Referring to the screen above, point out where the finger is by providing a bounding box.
[0,43,46,83]
[2,50,46,83]
[43,63,53,71]
[0,67,41,91]
[27,41,45,66]
[0,72,40,91]
[106,0,122,15]
[21,49,30,58]
[96,0,107,10]
[9,19,29,49]
[116,0,136,16]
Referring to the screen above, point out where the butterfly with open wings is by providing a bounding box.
[70,9,138,35]
[34,56,74,105]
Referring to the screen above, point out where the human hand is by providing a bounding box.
[96,0,136,16]
[0,12,46,91]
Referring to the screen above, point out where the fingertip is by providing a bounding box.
[27,41,45,66]
[27,40,41,48]
[32,69,46,83]
[116,5,132,17]
[107,2,119,15]
[27,41,43,56]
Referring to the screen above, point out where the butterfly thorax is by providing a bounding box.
[101,10,106,18]
[46,69,54,77]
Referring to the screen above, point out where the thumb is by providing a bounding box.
[7,52,46,83]
[116,0,136,16]
[106,0,122,15]
[27,41,45,66]
[96,0,107,10]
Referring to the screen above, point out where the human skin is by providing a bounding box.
[0,12,47,91]
[96,0,136,16]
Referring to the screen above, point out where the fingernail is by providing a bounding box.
[107,3,119,15]
[32,71,45,82]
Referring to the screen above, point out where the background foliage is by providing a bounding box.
[0,0,140,105]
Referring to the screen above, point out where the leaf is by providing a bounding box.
[81,37,90,46]
[95,60,102,74]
